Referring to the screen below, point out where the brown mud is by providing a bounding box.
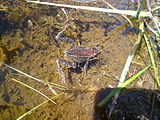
[0,0,160,120]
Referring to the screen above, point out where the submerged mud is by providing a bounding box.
[0,0,159,120]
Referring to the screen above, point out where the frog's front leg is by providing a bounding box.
[56,59,77,84]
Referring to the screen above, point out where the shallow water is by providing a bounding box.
[0,0,159,120]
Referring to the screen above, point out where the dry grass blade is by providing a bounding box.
[101,0,133,27]
[107,21,144,116]
[2,63,45,84]
[25,0,150,17]
[2,63,67,91]
[48,82,68,91]
[46,80,59,96]
[143,33,160,87]
[11,78,56,104]
[16,95,61,120]
[119,21,144,82]
[144,20,160,37]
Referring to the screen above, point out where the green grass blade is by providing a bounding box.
[97,65,150,107]
[136,0,145,18]
[119,20,143,84]
[143,34,160,87]
[152,6,160,11]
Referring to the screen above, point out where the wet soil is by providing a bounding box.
[0,0,160,120]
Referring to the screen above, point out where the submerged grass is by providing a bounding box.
[16,94,62,120]
[11,78,57,104]
[2,63,67,91]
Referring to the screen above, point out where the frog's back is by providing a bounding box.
[65,46,99,63]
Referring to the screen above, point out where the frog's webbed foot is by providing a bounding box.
[56,59,77,85]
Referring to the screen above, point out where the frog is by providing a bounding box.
[52,24,100,83]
